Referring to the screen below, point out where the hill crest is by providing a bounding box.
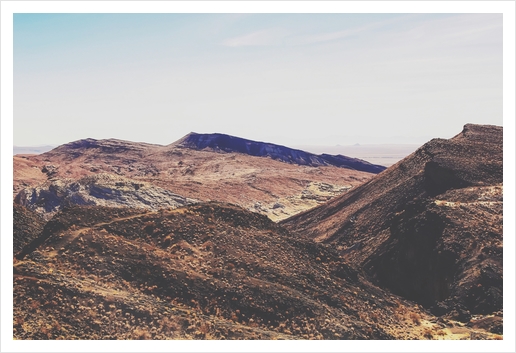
[172,132,386,173]
[281,124,503,320]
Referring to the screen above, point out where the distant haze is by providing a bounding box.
[14,13,502,147]
[13,145,55,155]
[293,144,421,167]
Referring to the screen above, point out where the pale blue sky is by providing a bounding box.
[14,13,502,146]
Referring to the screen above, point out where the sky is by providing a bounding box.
[13,13,503,147]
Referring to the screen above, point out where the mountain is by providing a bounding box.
[173,132,386,173]
[281,124,503,324]
[13,202,497,340]
[14,135,378,221]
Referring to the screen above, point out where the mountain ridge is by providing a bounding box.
[172,132,386,173]
[14,133,377,221]
[281,124,503,321]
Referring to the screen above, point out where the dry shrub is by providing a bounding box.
[423,328,433,339]
[409,312,421,325]
[29,300,40,310]
[199,323,210,334]
[370,311,380,323]
[39,323,52,339]
[14,316,24,326]
[52,320,62,332]
[393,300,406,319]
[132,328,152,340]
[160,316,179,332]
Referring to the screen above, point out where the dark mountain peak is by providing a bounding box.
[173,132,268,150]
[172,132,386,174]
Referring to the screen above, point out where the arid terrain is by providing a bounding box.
[12,125,503,340]
[283,124,503,331]
[14,133,383,222]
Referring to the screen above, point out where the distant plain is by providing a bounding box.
[293,144,420,167]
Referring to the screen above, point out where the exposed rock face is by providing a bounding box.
[15,173,198,218]
[282,124,503,321]
[174,132,386,173]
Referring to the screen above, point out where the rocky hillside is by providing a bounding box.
[14,135,377,221]
[173,132,386,173]
[15,173,198,219]
[13,203,497,340]
[282,124,503,325]
[13,204,46,255]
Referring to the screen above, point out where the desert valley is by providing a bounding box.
[12,123,503,340]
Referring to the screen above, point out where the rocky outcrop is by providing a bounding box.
[14,173,198,217]
[173,132,386,173]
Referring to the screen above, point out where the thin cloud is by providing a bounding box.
[222,29,289,47]
[287,27,368,46]
[286,15,417,47]
[220,15,413,48]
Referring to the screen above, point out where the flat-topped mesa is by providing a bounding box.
[171,132,386,174]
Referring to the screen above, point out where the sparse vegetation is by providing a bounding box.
[12,125,503,340]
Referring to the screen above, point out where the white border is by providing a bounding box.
[2,1,515,352]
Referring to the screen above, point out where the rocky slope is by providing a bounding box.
[281,124,503,326]
[15,173,198,219]
[13,203,497,340]
[14,135,377,221]
[174,132,386,173]
[13,204,46,255]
